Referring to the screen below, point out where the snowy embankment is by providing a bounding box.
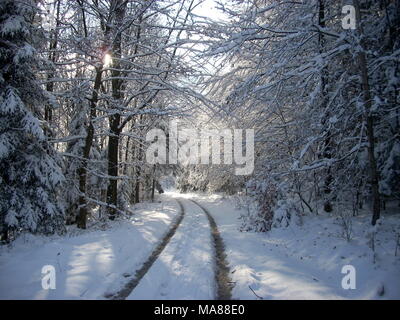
[0,196,180,299]
[189,193,400,300]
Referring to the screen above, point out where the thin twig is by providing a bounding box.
[249,285,264,300]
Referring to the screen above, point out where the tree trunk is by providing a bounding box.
[151,165,156,202]
[106,115,121,219]
[106,0,127,219]
[354,0,381,226]
[76,67,103,229]
[0,227,8,242]
[318,0,333,213]
[123,135,131,175]
[151,178,155,202]
[44,0,60,137]
[134,148,142,204]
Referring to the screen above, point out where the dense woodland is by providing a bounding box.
[0,0,399,242]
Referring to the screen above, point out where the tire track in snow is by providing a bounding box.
[127,198,214,299]
[105,200,185,300]
[189,199,234,300]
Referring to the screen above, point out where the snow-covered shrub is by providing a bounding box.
[239,203,268,232]
[272,199,302,229]
[337,207,353,242]
[235,193,257,231]
[334,188,358,242]
[364,218,384,263]
[239,179,278,232]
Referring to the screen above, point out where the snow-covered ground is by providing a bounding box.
[0,197,181,299]
[189,193,400,300]
[1,191,399,300]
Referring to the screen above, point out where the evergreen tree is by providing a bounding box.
[0,0,65,241]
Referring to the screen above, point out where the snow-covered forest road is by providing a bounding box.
[1,0,399,303]
[1,192,399,300]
